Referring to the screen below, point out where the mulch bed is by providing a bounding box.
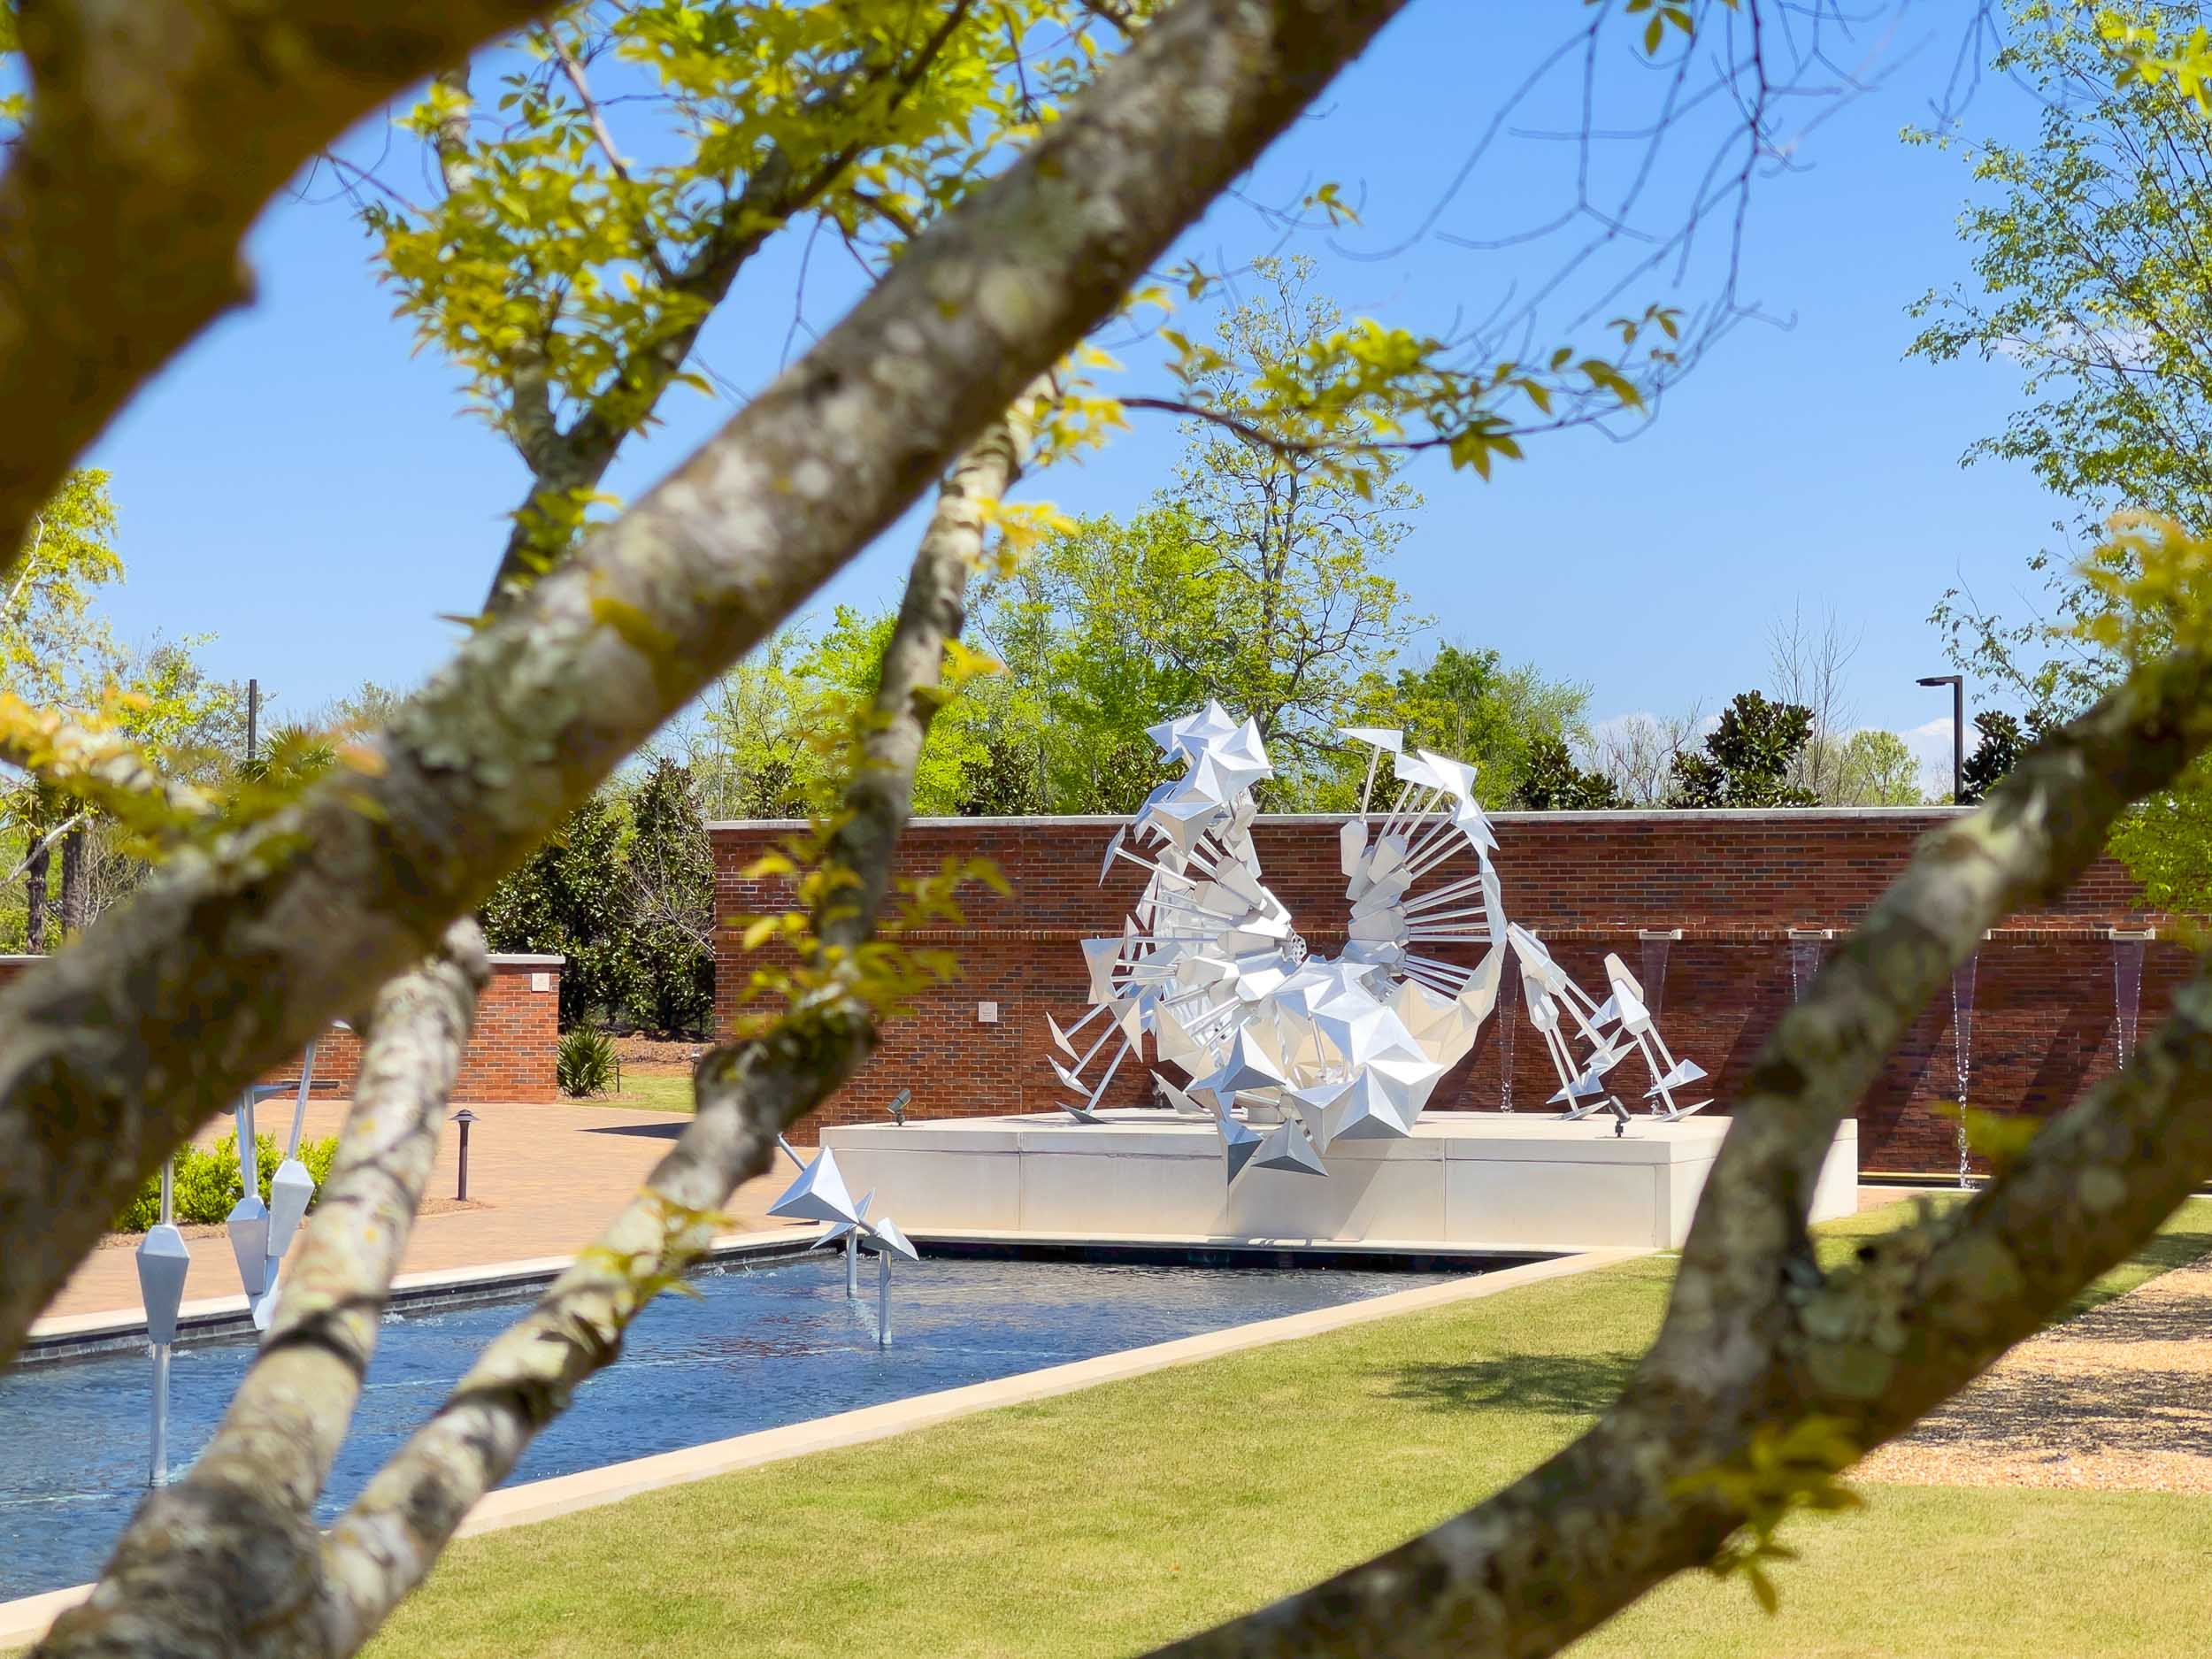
[611,1035,706,1071]
[1857,1252,2212,1494]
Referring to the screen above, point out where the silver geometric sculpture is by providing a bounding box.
[134,1160,191,1489]
[1046,703,1710,1179]
[770,1138,918,1347]
[138,1033,337,1486]
[227,1186,272,1298]
[234,1033,337,1331]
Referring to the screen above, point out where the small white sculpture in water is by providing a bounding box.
[769,1137,918,1346]
[1049,704,1710,1180]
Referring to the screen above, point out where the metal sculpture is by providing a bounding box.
[768,1136,919,1347]
[1048,704,1710,1179]
[134,1160,191,1487]
[137,1030,342,1485]
[228,1033,340,1331]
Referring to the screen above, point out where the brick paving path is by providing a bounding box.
[42,1099,801,1325]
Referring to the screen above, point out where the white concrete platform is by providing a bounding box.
[825,1110,1860,1251]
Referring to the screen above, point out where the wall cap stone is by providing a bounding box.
[709,805,1976,833]
[487,953,566,966]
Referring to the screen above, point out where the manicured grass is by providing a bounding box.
[1577,1485,2212,1658]
[600,1070,694,1113]
[362,1197,2212,1659]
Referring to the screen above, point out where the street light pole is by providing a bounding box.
[1916,674,1964,803]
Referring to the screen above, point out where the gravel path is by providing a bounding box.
[1858,1252,2212,1494]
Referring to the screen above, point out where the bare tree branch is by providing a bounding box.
[1766,600,1863,800]
[543,33,634,188]
[1143,644,2212,1659]
[0,0,556,571]
[2,809,85,887]
[0,0,1415,1371]
[1588,703,1704,804]
[39,924,488,1657]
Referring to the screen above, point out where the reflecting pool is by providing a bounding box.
[1,1253,1465,1598]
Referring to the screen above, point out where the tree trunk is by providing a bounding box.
[23,831,47,953]
[58,824,86,935]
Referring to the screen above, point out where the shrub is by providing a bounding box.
[112,1130,341,1232]
[558,1026,617,1097]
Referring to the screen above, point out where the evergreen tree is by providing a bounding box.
[1515,735,1624,810]
[624,759,716,1036]
[480,791,641,1029]
[1958,710,2027,806]
[1670,691,1818,808]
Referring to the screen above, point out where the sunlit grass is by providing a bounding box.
[593,1070,694,1114]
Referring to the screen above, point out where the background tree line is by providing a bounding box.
[0,498,718,1036]
[0,469,258,952]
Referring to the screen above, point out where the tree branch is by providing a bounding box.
[478,0,987,610]
[543,34,632,187]
[1,809,86,887]
[0,0,554,574]
[311,411,1025,1658]
[0,0,1415,1371]
[38,924,488,1658]
[1144,643,2212,1659]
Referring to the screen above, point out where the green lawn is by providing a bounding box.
[590,1070,694,1113]
[361,1197,2212,1659]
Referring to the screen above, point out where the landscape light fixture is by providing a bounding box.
[1916,673,1965,804]
[451,1109,478,1201]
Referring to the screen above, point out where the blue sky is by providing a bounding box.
[82,6,2057,783]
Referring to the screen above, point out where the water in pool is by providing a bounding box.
[0,1254,1465,1598]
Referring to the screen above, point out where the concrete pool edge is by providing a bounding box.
[21,1230,1553,1362]
[19,1228,823,1363]
[0,1247,1641,1647]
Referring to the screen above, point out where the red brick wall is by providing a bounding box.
[712,810,2180,1174]
[0,954,563,1103]
[448,956,565,1102]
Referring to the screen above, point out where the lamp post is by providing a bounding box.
[1916,673,1964,803]
[452,1110,477,1201]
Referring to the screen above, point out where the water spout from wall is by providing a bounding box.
[1950,949,1978,1190]
[1639,928,1679,1020]
[1787,929,1833,1003]
[2111,928,2152,1071]
[1496,963,1518,1111]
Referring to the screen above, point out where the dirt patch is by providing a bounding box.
[97,1197,489,1249]
[1858,1251,2212,1494]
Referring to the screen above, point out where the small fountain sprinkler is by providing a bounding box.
[1951,945,1982,1191]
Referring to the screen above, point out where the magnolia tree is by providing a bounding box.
[4,4,2212,1659]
